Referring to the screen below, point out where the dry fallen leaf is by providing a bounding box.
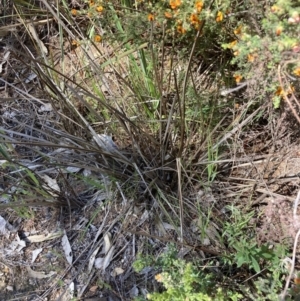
[40,175,60,195]
[103,233,112,254]
[31,248,43,263]
[38,103,53,113]
[111,267,124,277]
[89,285,98,292]
[64,282,75,301]
[94,246,115,270]
[102,246,115,270]
[62,231,73,265]
[26,266,56,279]
[88,246,101,273]
[66,166,81,173]
[94,257,104,269]
[0,215,10,236]
[27,231,63,243]
[24,72,37,84]
[25,21,48,55]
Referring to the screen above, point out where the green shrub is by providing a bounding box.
[133,245,242,301]
[223,0,300,108]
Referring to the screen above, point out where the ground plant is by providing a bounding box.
[0,0,300,300]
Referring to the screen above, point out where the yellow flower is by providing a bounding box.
[216,11,223,22]
[96,6,104,13]
[71,40,79,49]
[89,0,95,6]
[233,74,242,83]
[271,5,279,13]
[293,67,300,76]
[271,5,280,13]
[177,25,186,34]
[234,25,242,35]
[71,9,77,16]
[275,26,283,36]
[170,0,181,10]
[164,12,172,19]
[275,85,294,97]
[155,274,163,282]
[275,86,284,96]
[190,13,200,25]
[288,85,295,94]
[247,53,256,62]
[148,13,154,21]
[94,35,102,42]
[195,1,204,13]
[228,40,237,49]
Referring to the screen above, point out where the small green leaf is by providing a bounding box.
[259,250,273,259]
[273,95,281,109]
[25,169,39,186]
[237,256,245,267]
[250,256,260,273]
